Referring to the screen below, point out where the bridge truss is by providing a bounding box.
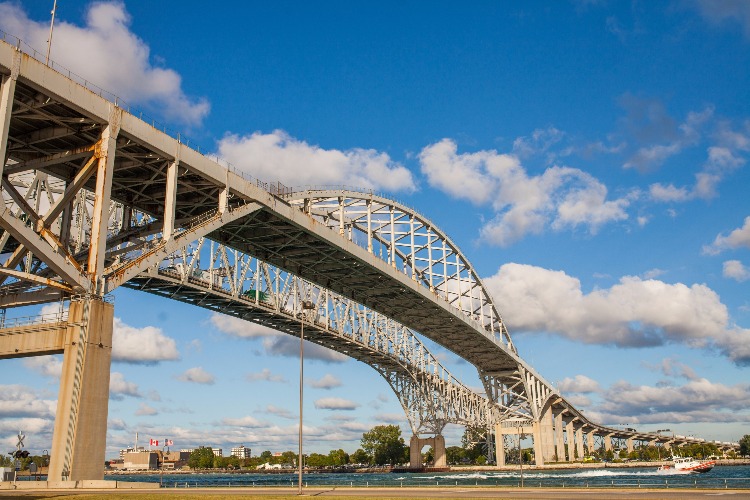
[0,38,739,479]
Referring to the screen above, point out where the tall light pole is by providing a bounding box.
[517,423,524,488]
[298,299,315,495]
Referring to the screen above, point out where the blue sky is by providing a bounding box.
[1,0,749,458]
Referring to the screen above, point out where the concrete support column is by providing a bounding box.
[49,298,114,481]
[409,435,445,467]
[409,435,422,468]
[554,413,565,462]
[626,437,634,454]
[540,407,555,462]
[433,435,446,467]
[0,50,20,176]
[565,420,574,461]
[604,433,613,452]
[532,420,544,466]
[586,431,595,454]
[575,427,584,460]
[494,424,505,467]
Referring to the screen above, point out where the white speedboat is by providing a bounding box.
[658,456,716,473]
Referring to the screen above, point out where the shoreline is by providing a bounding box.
[100,459,750,476]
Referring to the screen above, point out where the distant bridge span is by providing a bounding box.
[0,37,738,480]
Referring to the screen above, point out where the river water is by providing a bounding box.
[108,465,750,489]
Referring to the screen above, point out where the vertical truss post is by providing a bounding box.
[427,226,433,292]
[366,198,372,254]
[338,196,345,236]
[389,205,395,268]
[409,214,415,280]
[0,49,20,176]
[163,159,179,241]
[87,107,121,288]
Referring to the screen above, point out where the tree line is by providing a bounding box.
[186,425,494,469]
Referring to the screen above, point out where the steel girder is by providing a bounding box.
[122,238,503,434]
[283,190,561,419]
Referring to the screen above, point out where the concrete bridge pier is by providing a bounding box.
[575,426,585,460]
[626,437,634,455]
[554,412,566,462]
[565,420,575,461]
[586,430,595,455]
[538,406,556,463]
[409,434,446,467]
[49,298,114,481]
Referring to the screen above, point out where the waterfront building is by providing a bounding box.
[123,451,158,470]
[210,447,223,457]
[119,446,145,460]
[231,445,251,459]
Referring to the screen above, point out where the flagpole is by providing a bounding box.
[45,0,57,65]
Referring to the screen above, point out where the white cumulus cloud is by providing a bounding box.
[588,378,750,425]
[309,374,342,390]
[0,384,56,419]
[176,367,215,385]
[558,375,600,394]
[0,2,209,125]
[134,402,158,416]
[216,130,415,192]
[314,397,360,411]
[112,318,180,364]
[420,139,630,246]
[211,313,348,363]
[723,260,750,282]
[484,263,750,365]
[704,216,750,255]
[246,368,287,383]
[23,355,62,378]
[109,372,141,399]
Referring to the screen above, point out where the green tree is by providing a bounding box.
[740,435,750,457]
[351,448,370,464]
[445,446,464,465]
[259,450,272,462]
[361,425,407,465]
[328,449,349,466]
[281,450,297,466]
[188,447,215,469]
[306,453,330,468]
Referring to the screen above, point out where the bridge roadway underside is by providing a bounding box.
[203,209,519,374]
[125,272,411,374]
[2,57,518,375]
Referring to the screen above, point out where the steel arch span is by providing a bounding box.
[283,189,555,419]
[0,39,740,479]
[123,238,505,435]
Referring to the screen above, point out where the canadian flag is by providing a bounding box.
[165,439,174,446]
[149,439,158,446]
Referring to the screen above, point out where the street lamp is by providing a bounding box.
[516,423,525,488]
[298,299,315,496]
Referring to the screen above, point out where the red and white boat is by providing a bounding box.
[658,456,716,473]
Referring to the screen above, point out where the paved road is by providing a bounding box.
[1,487,750,499]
